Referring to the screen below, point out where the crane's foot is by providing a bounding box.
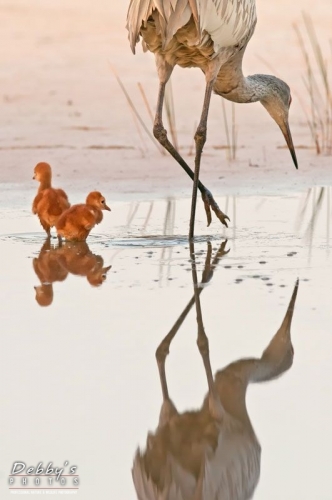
[201,189,230,227]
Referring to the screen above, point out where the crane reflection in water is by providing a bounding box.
[132,239,299,499]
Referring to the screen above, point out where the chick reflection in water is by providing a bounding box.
[33,238,112,306]
[56,241,112,287]
[33,238,68,306]
[133,241,299,500]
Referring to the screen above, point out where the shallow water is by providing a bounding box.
[1,189,332,499]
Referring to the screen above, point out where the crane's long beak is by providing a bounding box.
[280,120,298,169]
[280,278,299,332]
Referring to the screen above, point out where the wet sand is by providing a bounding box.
[0,1,332,499]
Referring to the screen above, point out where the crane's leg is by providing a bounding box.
[155,332,178,427]
[189,60,225,239]
[155,240,228,427]
[153,54,229,230]
[190,241,224,420]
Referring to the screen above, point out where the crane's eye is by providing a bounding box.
[101,199,105,204]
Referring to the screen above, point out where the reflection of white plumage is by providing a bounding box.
[127,1,298,238]
[132,241,299,499]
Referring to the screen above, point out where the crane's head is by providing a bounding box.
[259,75,298,169]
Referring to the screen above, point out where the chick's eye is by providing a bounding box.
[101,200,105,204]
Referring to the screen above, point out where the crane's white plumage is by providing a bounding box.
[127,0,257,55]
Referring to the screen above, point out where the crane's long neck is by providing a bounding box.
[213,50,269,104]
[214,72,268,104]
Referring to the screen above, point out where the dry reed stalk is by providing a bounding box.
[159,199,176,284]
[163,198,176,236]
[165,78,179,151]
[166,200,176,282]
[294,14,332,155]
[296,187,312,232]
[137,82,166,156]
[110,65,163,154]
[294,24,321,153]
[137,82,154,123]
[231,103,237,160]
[126,202,140,228]
[142,201,154,233]
[130,107,147,156]
[188,121,197,156]
[305,187,325,261]
[221,100,231,161]
[303,14,330,98]
[221,100,238,161]
[296,188,328,256]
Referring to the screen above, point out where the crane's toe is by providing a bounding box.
[201,189,230,228]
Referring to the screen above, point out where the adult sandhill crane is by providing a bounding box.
[132,241,299,499]
[126,1,298,238]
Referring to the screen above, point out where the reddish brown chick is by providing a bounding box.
[56,191,111,241]
[32,162,70,236]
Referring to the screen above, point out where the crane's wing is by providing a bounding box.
[198,0,257,52]
[127,0,256,54]
[127,0,193,53]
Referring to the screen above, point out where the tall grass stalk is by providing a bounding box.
[165,78,179,151]
[159,199,176,284]
[137,82,154,123]
[142,201,154,233]
[221,100,231,161]
[110,65,163,155]
[295,187,331,262]
[126,202,140,228]
[221,100,238,160]
[231,103,237,160]
[294,13,332,155]
[137,82,166,155]
[188,121,197,156]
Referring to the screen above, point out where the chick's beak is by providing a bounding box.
[280,119,298,169]
[104,204,111,211]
